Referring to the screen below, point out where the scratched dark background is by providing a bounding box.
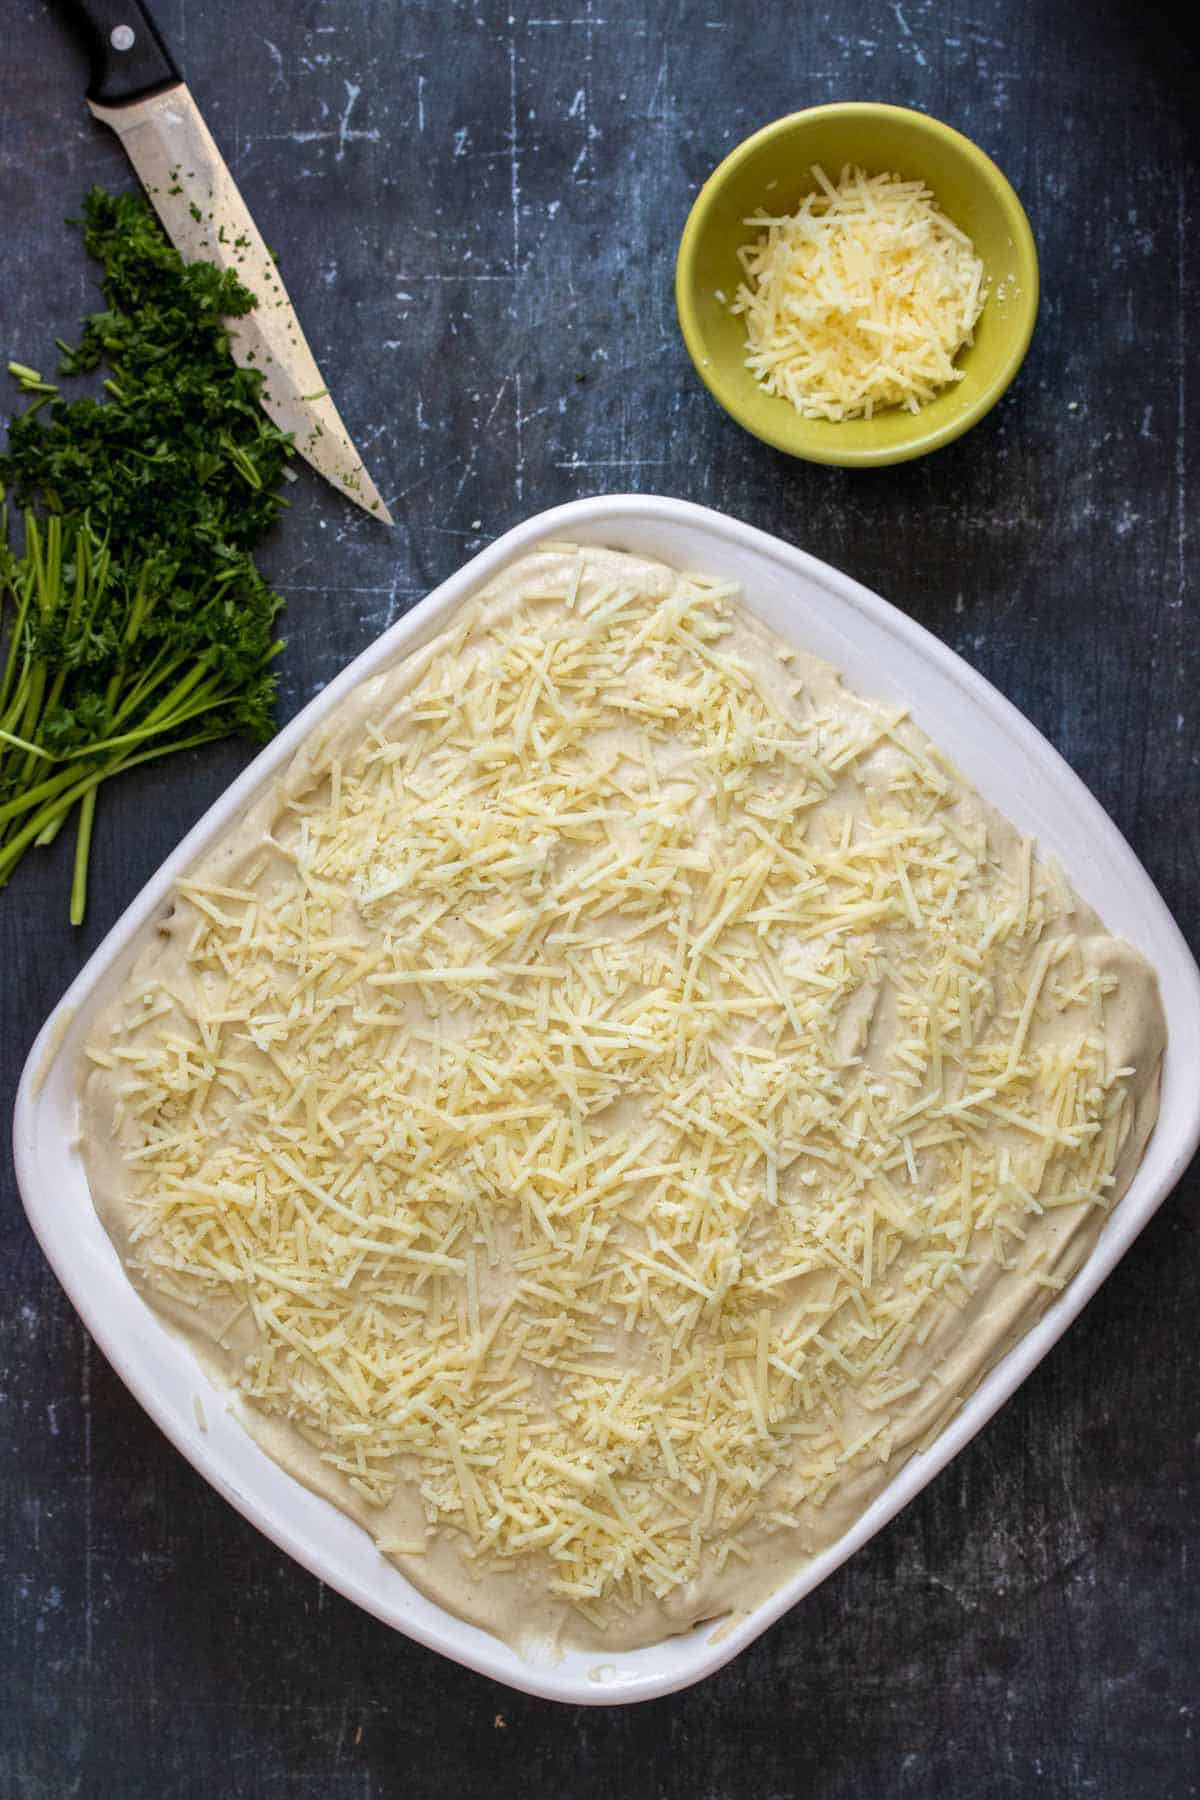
[2,0,1198,1794]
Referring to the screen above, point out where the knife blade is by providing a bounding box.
[54,0,392,525]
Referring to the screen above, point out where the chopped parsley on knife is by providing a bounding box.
[0,189,293,923]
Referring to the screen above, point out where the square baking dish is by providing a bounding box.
[14,495,1200,1704]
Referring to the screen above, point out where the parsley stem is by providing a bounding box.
[56,691,233,760]
[35,811,69,848]
[7,362,58,396]
[0,570,33,722]
[0,764,111,880]
[0,726,52,758]
[0,725,231,893]
[43,519,93,722]
[108,642,186,730]
[0,761,85,827]
[69,789,97,925]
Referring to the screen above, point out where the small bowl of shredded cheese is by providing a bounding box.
[676,103,1039,466]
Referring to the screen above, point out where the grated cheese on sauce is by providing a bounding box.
[731,164,987,422]
[81,546,1159,1648]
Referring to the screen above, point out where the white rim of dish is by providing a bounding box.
[14,494,1200,1705]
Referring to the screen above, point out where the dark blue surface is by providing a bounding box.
[2,1,1197,1793]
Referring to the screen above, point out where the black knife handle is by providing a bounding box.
[54,0,181,107]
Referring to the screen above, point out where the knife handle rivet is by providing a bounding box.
[110,23,136,51]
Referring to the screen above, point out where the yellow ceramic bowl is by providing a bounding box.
[676,103,1039,466]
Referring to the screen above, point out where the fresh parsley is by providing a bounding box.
[0,189,292,923]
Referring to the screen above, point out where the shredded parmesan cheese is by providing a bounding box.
[81,546,1157,1647]
[731,164,987,421]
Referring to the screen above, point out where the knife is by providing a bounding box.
[53,0,393,525]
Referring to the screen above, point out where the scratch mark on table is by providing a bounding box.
[336,80,367,163]
[555,454,670,469]
[261,36,284,89]
[449,378,512,511]
[890,0,928,65]
[507,34,521,274]
[576,0,598,182]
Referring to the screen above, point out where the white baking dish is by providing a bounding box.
[14,496,1200,1705]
